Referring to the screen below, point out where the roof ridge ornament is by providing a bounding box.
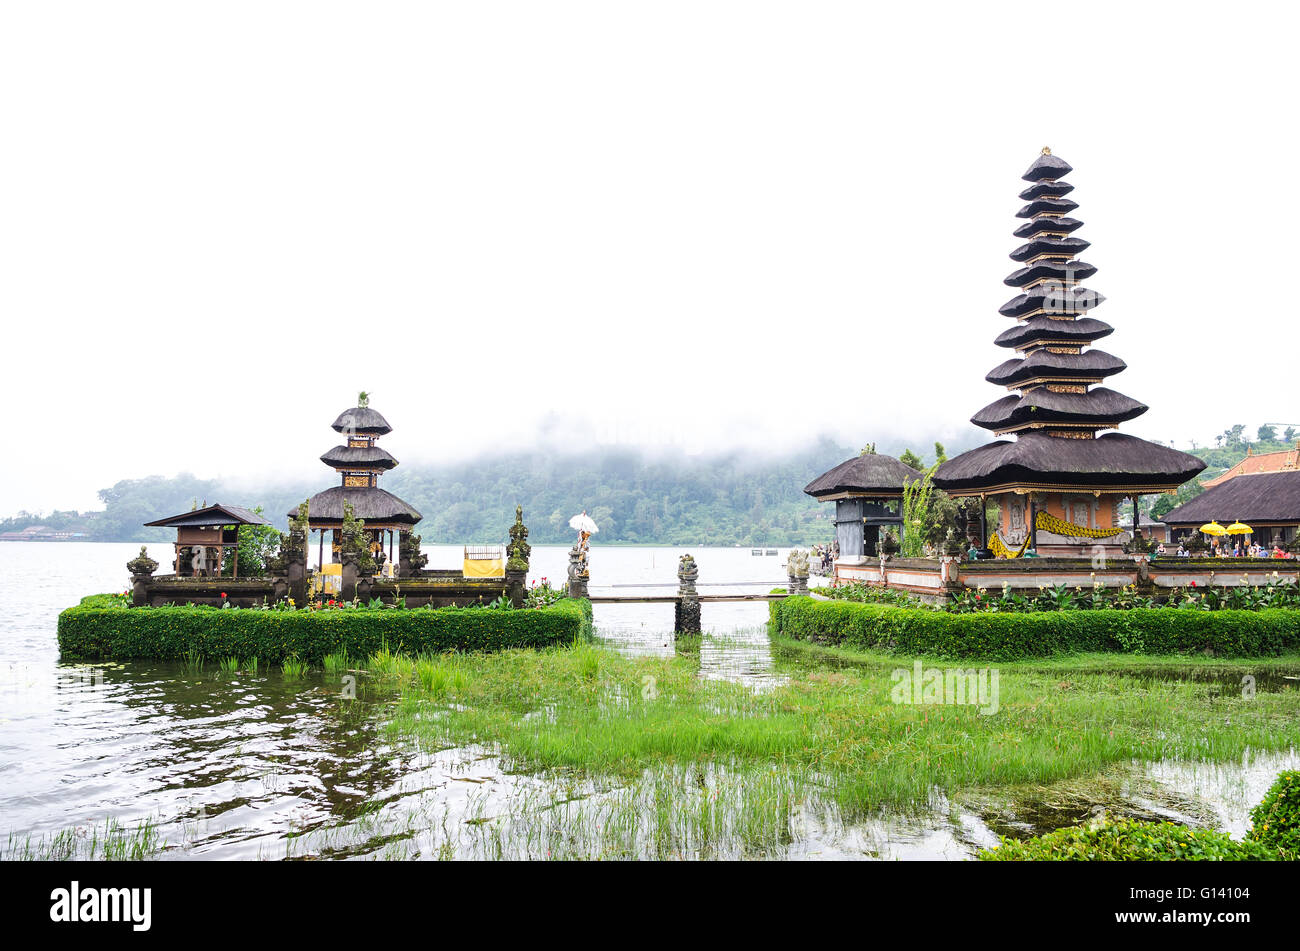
[1042,146,1052,155]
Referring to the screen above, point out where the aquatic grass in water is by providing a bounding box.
[219,656,239,674]
[281,655,306,680]
[368,645,414,682]
[412,655,470,699]
[323,651,350,675]
[379,639,1300,816]
[3,818,164,861]
[181,649,204,675]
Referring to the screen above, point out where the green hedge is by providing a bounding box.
[58,597,593,663]
[979,817,1277,861]
[1247,770,1300,860]
[770,596,1300,659]
[984,771,1300,860]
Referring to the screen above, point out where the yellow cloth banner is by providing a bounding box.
[463,558,505,579]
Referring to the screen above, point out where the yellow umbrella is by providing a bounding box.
[1199,521,1227,536]
[1225,521,1253,535]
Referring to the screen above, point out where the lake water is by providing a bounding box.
[0,541,1295,859]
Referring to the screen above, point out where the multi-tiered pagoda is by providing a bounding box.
[933,150,1205,557]
[294,395,422,569]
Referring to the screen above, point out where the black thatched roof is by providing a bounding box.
[994,316,1114,350]
[1010,236,1090,262]
[1022,152,1073,182]
[1016,197,1078,218]
[971,387,1148,431]
[804,453,922,499]
[1013,216,1083,238]
[320,445,399,470]
[294,486,422,525]
[999,286,1104,319]
[145,504,271,528]
[932,432,1206,493]
[986,349,1126,386]
[1018,180,1075,201]
[1161,472,1300,525]
[1004,258,1097,287]
[331,406,393,436]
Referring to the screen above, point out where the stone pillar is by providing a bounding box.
[567,544,589,600]
[939,554,957,586]
[505,506,530,607]
[1133,552,1153,595]
[506,568,527,607]
[356,573,373,605]
[287,501,309,607]
[674,553,701,635]
[786,548,809,596]
[340,549,358,603]
[126,546,158,608]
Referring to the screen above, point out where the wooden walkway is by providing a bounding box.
[588,593,787,604]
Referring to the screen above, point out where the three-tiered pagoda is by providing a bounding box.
[933,150,1205,557]
[294,395,423,569]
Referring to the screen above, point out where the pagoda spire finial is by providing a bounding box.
[1041,146,1052,155]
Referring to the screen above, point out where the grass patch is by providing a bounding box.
[372,639,1300,815]
[2,818,164,861]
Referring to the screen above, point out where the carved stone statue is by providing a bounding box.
[507,505,531,572]
[399,530,427,578]
[127,546,158,607]
[786,549,809,596]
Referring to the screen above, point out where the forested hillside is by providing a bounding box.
[5,424,1292,544]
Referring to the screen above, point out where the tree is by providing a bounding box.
[221,506,282,577]
[933,442,948,466]
[1285,427,1297,443]
[899,449,924,471]
[1257,424,1278,443]
[1218,424,1246,449]
[900,474,934,557]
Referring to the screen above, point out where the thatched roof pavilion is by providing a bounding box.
[1162,471,1300,549]
[804,452,920,558]
[932,150,1205,556]
[294,396,423,569]
[145,503,272,578]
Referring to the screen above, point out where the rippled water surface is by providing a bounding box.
[1,542,1296,859]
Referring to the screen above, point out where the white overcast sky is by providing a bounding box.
[3,1,1298,514]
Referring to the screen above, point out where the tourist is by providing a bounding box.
[1156,542,1167,556]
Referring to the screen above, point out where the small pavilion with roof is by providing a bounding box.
[804,452,921,558]
[144,503,272,578]
[932,150,1206,557]
[295,395,423,571]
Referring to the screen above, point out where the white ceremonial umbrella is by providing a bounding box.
[569,512,599,535]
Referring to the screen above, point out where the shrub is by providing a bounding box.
[770,596,1300,659]
[58,597,593,664]
[823,581,929,609]
[979,816,1276,861]
[1247,770,1300,860]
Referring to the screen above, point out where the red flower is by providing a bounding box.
[1190,581,1197,587]
[221,592,227,598]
